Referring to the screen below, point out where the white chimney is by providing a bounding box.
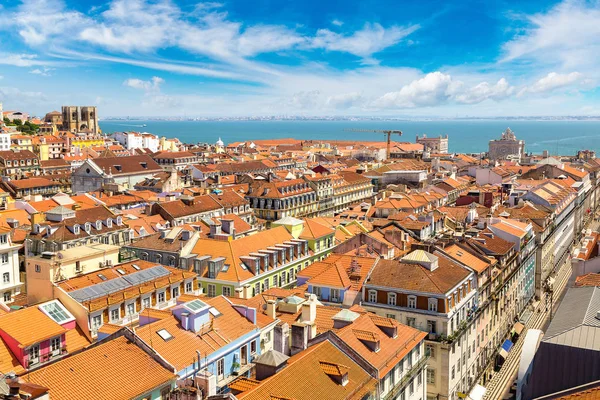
[301,295,317,325]
[266,300,277,319]
[181,312,190,331]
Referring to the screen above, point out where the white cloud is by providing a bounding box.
[29,67,54,76]
[312,23,419,61]
[123,76,164,92]
[455,78,515,104]
[502,1,600,71]
[520,71,583,94]
[374,72,460,108]
[80,0,179,53]
[10,0,90,46]
[0,53,56,68]
[331,19,344,27]
[326,92,364,109]
[373,73,518,109]
[287,90,321,109]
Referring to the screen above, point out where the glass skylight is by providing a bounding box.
[185,299,207,312]
[39,301,74,324]
[157,329,173,341]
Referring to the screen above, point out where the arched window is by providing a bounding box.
[73,224,80,235]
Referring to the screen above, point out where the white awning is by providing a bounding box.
[468,384,487,400]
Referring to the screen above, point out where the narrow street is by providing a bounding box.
[482,218,599,399]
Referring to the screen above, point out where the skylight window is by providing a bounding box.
[39,301,74,324]
[157,329,173,341]
[117,269,126,275]
[98,274,107,281]
[209,307,222,318]
[185,299,207,312]
[132,264,141,270]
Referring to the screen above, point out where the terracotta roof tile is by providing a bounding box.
[239,340,376,400]
[26,335,176,400]
[366,252,471,294]
[0,307,66,347]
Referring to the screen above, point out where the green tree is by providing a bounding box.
[2,117,9,125]
[12,119,22,126]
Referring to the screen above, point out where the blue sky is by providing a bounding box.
[0,0,599,117]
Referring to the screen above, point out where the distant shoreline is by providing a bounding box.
[101,116,600,122]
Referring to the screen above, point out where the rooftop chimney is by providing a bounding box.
[221,219,235,235]
[266,300,277,319]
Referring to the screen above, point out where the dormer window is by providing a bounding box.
[368,290,377,303]
[95,220,102,230]
[387,292,397,306]
[428,298,438,312]
[73,224,80,235]
[408,295,417,309]
[106,218,112,228]
[116,216,122,226]
[84,222,91,233]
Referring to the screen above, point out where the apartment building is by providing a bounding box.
[152,150,200,171]
[362,249,477,400]
[0,150,40,177]
[71,155,163,192]
[247,178,319,221]
[54,260,198,338]
[0,299,91,371]
[192,218,335,298]
[27,205,132,255]
[135,295,267,388]
[0,226,22,304]
[26,329,176,399]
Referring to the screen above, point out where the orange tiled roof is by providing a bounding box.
[0,335,24,375]
[299,218,335,240]
[238,340,376,400]
[555,385,600,399]
[230,377,261,392]
[335,314,426,376]
[0,307,66,347]
[444,244,496,274]
[26,335,176,400]
[319,360,350,376]
[135,296,258,371]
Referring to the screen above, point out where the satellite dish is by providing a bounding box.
[261,304,267,311]
[57,253,63,259]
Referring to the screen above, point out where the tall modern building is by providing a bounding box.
[488,128,524,161]
[61,106,99,133]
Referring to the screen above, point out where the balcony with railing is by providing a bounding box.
[156,298,177,310]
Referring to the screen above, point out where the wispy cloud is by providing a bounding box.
[123,76,164,92]
[502,1,600,71]
[518,71,584,95]
[29,67,54,76]
[311,23,420,63]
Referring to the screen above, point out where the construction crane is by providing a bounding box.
[344,129,403,159]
